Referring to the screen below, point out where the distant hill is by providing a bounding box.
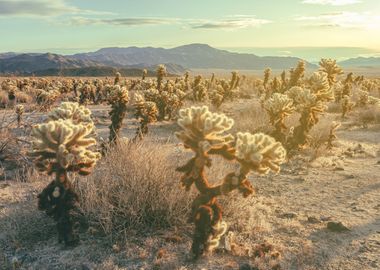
[0,44,317,76]
[339,57,380,68]
[0,54,185,76]
[0,53,102,74]
[73,43,317,70]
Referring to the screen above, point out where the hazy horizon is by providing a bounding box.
[1,0,379,61]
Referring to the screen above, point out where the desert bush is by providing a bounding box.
[79,140,193,234]
[233,101,271,135]
[353,104,380,128]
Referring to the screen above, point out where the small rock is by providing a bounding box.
[334,166,345,171]
[280,212,297,219]
[320,216,332,221]
[327,221,350,232]
[307,216,320,224]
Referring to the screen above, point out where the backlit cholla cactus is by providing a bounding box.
[287,87,328,149]
[287,61,305,89]
[319,58,343,87]
[264,93,295,143]
[326,121,341,150]
[175,106,286,259]
[15,104,24,126]
[235,132,286,175]
[108,85,129,143]
[133,93,158,140]
[142,69,147,80]
[156,64,167,91]
[309,72,334,102]
[48,102,92,125]
[29,107,100,246]
[114,72,121,85]
[263,68,271,89]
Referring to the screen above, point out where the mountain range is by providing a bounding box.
[0,44,379,76]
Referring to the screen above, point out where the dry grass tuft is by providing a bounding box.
[78,140,194,236]
[353,104,380,128]
[233,101,271,134]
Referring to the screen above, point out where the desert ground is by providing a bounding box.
[0,70,379,270]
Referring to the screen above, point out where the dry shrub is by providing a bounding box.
[307,116,336,159]
[15,91,33,104]
[0,90,8,108]
[353,104,380,128]
[78,140,194,235]
[326,101,342,114]
[233,101,271,134]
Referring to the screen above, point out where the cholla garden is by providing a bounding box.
[28,100,286,258]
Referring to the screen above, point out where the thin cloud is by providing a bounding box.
[0,0,111,17]
[301,0,361,5]
[69,17,178,26]
[68,15,271,29]
[295,11,380,29]
[191,16,271,29]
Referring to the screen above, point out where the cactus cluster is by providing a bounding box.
[176,106,286,259]
[29,102,100,246]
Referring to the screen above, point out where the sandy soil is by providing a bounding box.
[0,99,379,270]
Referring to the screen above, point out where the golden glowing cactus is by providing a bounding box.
[319,58,343,87]
[48,102,92,124]
[264,93,295,121]
[30,119,100,175]
[235,132,286,174]
[309,72,334,102]
[176,106,234,152]
[108,85,129,105]
[175,106,286,259]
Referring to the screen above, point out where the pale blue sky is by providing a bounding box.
[0,0,379,59]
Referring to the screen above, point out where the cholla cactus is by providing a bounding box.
[175,106,286,259]
[319,58,343,87]
[108,85,129,143]
[30,119,99,175]
[156,64,167,91]
[326,121,341,149]
[15,104,24,126]
[142,69,147,80]
[48,102,92,125]
[287,87,327,149]
[288,61,305,89]
[114,72,121,85]
[309,72,334,102]
[29,105,100,246]
[133,93,158,140]
[263,68,271,89]
[235,132,286,175]
[264,93,295,143]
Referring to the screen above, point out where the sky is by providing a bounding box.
[0,0,379,60]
